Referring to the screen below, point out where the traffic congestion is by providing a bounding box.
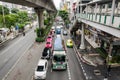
[33,18,84,80]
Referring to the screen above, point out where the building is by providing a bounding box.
[72,0,120,66]
[0,1,34,14]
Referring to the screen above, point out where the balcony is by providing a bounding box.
[76,13,120,38]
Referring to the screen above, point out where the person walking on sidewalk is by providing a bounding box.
[77,41,80,49]
[22,27,25,36]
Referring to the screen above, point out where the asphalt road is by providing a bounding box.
[0,28,36,79]
[45,34,85,80]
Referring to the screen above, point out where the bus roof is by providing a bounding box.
[54,37,64,51]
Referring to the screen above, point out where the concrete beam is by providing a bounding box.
[0,0,56,12]
[78,18,120,38]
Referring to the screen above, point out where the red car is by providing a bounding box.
[45,41,52,48]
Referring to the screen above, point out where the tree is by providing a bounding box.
[0,5,9,15]
[4,14,18,30]
[11,8,19,13]
[17,11,29,24]
[58,10,69,25]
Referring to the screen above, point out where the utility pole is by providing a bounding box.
[2,2,5,27]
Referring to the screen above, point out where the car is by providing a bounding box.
[51,26,55,33]
[46,35,52,42]
[45,41,52,48]
[41,47,51,60]
[66,39,73,48]
[34,59,48,80]
[63,30,67,35]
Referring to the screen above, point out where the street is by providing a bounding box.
[46,34,85,80]
[0,26,120,80]
[0,28,36,79]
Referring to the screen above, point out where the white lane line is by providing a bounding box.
[83,69,85,73]
[2,39,34,80]
[67,63,71,80]
[73,45,90,80]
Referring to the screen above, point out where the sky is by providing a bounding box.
[53,0,61,10]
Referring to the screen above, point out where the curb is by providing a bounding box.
[72,41,96,66]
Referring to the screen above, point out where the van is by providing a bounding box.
[34,59,48,80]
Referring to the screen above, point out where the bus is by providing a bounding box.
[52,36,67,70]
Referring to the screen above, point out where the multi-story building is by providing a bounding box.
[73,0,120,66]
[0,1,34,14]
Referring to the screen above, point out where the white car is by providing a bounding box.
[63,30,67,35]
[34,59,48,80]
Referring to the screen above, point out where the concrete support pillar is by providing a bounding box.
[95,3,98,20]
[105,4,108,15]
[34,8,44,29]
[80,24,85,49]
[80,5,82,18]
[109,0,116,25]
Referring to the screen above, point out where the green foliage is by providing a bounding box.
[4,14,18,29]
[0,5,9,15]
[36,28,40,37]
[44,19,49,25]
[11,8,19,13]
[0,15,3,27]
[95,48,108,58]
[111,56,120,63]
[58,10,68,20]
[18,23,25,29]
[36,37,45,42]
[58,10,69,25]
[17,11,29,23]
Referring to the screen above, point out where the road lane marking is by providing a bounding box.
[2,39,34,80]
[67,63,71,80]
[73,44,90,80]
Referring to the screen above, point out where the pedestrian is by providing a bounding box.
[107,65,111,76]
[77,42,80,49]
[104,59,107,65]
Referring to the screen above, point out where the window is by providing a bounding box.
[102,4,105,8]
[48,36,51,38]
[108,3,112,8]
[53,55,66,62]
[37,66,44,71]
[47,42,50,44]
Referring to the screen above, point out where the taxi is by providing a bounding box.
[66,39,73,48]
[46,35,52,42]
[45,41,52,48]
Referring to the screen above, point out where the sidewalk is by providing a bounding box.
[0,21,37,45]
[73,35,104,67]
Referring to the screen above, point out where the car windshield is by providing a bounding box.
[37,66,44,71]
[53,55,65,62]
[48,36,51,38]
[70,41,72,43]
[47,42,50,44]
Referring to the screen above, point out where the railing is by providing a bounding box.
[76,13,120,29]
